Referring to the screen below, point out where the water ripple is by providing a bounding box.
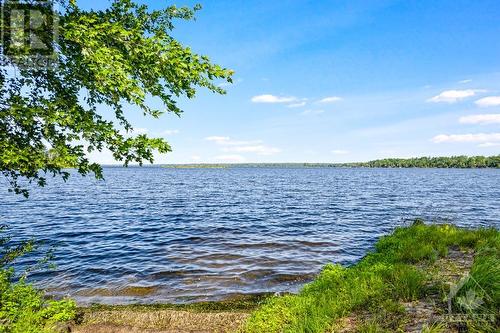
[1,167,499,304]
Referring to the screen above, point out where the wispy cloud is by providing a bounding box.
[432,133,500,143]
[318,96,343,103]
[301,109,325,116]
[222,145,281,155]
[287,101,307,108]
[458,79,472,84]
[459,114,500,125]
[251,94,297,103]
[475,96,500,108]
[205,136,263,146]
[206,136,281,156]
[205,136,231,143]
[214,155,246,163]
[331,149,349,155]
[160,129,180,136]
[478,142,500,148]
[427,89,484,103]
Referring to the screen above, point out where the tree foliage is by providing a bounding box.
[345,155,500,168]
[0,0,233,197]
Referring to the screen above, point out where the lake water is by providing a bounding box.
[1,167,499,304]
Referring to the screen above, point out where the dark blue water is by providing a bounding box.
[1,167,499,304]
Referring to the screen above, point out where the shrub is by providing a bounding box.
[0,228,76,333]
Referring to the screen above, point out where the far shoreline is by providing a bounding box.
[94,154,500,169]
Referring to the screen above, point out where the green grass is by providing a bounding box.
[242,220,499,333]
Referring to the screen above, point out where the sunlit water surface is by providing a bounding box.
[1,167,499,304]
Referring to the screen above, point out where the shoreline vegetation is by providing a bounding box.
[160,155,500,169]
[58,221,499,332]
[242,221,499,332]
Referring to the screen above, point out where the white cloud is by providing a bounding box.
[251,94,297,103]
[206,136,281,156]
[215,155,246,163]
[160,129,180,136]
[191,155,201,161]
[224,140,264,146]
[222,145,281,155]
[432,133,500,143]
[459,114,500,125]
[318,96,342,103]
[331,149,349,155]
[287,101,307,108]
[475,96,500,108]
[427,89,483,103]
[301,109,324,116]
[205,136,231,144]
[205,136,263,146]
[458,79,472,84]
[478,142,500,148]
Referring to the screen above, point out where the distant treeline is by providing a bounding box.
[345,155,500,168]
[163,155,500,169]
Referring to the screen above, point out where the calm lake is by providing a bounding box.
[1,167,499,304]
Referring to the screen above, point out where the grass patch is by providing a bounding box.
[242,221,499,333]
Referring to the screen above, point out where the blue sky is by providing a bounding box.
[86,0,500,164]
